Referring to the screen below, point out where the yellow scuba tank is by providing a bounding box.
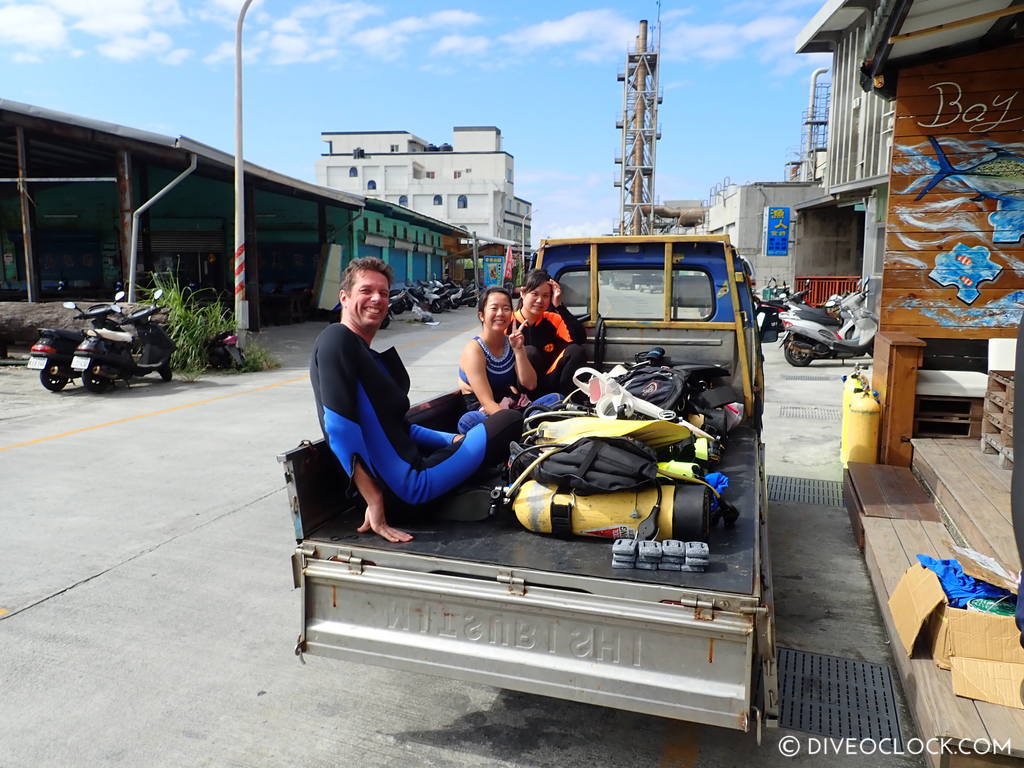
[844,387,880,466]
[840,368,865,462]
[512,480,710,541]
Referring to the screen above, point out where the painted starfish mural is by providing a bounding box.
[928,243,1002,304]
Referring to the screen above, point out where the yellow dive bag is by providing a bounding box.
[512,480,710,541]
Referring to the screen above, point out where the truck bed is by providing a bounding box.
[305,425,761,597]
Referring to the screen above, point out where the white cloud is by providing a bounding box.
[48,0,185,38]
[661,13,815,71]
[204,40,234,64]
[12,51,43,63]
[97,31,172,61]
[432,34,489,56]
[160,47,192,65]
[0,4,66,48]
[352,9,482,60]
[501,10,635,62]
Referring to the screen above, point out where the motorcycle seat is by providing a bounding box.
[94,327,133,343]
[42,328,84,341]
[795,308,841,326]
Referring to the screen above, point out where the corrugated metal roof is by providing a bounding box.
[0,98,364,210]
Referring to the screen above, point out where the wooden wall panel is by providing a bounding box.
[882,43,1024,338]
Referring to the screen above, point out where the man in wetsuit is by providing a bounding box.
[310,257,522,542]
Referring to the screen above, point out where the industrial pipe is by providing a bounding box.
[638,204,706,228]
[804,67,829,182]
[127,153,197,302]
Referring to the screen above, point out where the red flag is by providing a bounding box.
[503,244,514,281]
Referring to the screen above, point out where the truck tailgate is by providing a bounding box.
[296,546,759,730]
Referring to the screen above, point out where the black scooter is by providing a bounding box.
[28,293,127,392]
[71,290,175,393]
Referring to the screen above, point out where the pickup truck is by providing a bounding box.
[282,235,776,736]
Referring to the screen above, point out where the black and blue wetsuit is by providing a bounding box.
[310,323,521,506]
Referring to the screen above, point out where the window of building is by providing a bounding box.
[433,195,443,206]
[425,171,436,179]
[465,168,472,174]
[507,169,513,182]
[453,171,462,179]
[348,167,358,177]
[375,219,381,233]
[367,179,377,190]
[390,144,399,152]
[457,195,467,209]
[398,195,408,206]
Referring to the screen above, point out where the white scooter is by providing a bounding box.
[779,281,877,367]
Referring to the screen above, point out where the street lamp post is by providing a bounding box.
[520,208,532,281]
[234,0,255,334]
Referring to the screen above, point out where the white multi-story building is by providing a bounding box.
[316,126,531,249]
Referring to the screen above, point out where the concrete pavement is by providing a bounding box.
[0,315,920,767]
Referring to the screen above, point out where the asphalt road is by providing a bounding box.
[0,313,921,767]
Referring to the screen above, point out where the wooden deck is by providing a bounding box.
[849,438,1023,767]
[912,438,1020,574]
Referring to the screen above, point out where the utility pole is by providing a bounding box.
[234,0,255,334]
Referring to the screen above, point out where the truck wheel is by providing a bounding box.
[82,370,113,393]
[39,369,68,392]
[783,342,814,367]
[159,362,173,382]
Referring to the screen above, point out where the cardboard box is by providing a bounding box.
[887,563,1024,709]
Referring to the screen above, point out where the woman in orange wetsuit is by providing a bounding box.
[511,269,587,397]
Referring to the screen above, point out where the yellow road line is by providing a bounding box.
[1,322,475,453]
[0,375,307,453]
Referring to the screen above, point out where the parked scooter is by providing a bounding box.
[207,330,245,369]
[28,293,127,392]
[71,289,176,392]
[779,281,877,366]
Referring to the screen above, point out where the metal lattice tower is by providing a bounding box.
[615,19,662,236]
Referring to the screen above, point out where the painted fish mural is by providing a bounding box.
[895,289,1024,329]
[927,243,1002,303]
[914,136,1024,203]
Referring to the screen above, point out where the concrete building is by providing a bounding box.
[704,181,859,287]
[795,2,897,293]
[315,126,532,253]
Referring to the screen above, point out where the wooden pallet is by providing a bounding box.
[914,395,983,439]
[863,516,1024,768]
[982,371,1014,467]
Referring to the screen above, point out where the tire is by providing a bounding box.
[430,299,444,314]
[380,312,391,330]
[784,341,814,367]
[82,369,113,393]
[159,362,173,382]
[39,369,68,392]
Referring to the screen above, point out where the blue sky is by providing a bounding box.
[0,0,830,241]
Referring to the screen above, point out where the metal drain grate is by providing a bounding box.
[767,476,844,507]
[778,647,903,746]
[781,374,838,382]
[777,404,841,421]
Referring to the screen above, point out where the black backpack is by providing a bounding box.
[618,367,690,412]
[533,436,657,495]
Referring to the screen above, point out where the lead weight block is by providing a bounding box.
[658,562,682,571]
[638,541,662,561]
[612,538,639,557]
[662,540,685,559]
[612,560,636,569]
[679,564,706,572]
[635,561,659,570]
[685,542,710,559]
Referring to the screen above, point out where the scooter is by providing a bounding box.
[207,331,245,369]
[779,283,876,366]
[27,293,127,392]
[71,290,176,392]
